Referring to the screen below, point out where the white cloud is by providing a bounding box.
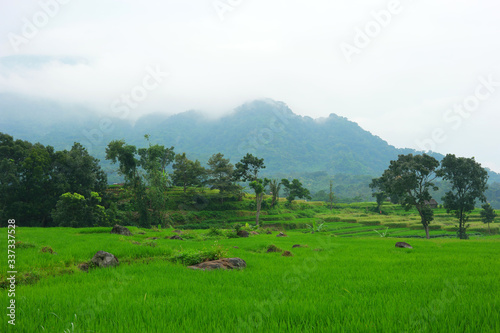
[0,0,499,171]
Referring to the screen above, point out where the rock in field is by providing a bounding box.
[91,251,119,268]
[169,235,184,240]
[110,225,132,236]
[395,242,413,249]
[292,244,302,248]
[188,258,247,271]
[276,232,287,237]
[250,231,259,235]
[282,251,293,257]
[237,230,249,238]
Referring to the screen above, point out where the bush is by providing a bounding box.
[170,243,227,266]
[206,227,224,237]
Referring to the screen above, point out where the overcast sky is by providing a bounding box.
[1,0,499,172]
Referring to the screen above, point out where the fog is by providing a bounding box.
[1,0,499,171]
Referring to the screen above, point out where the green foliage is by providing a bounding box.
[172,152,206,193]
[234,153,265,182]
[372,153,439,239]
[52,192,109,227]
[170,242,227,266]
[438,154,489,239]
[281,178,312,205]
[0,133,107,227]
[480,203,497,234]
[207,153,239,203]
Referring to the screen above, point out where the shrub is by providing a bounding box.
[170,242,227,266]
[206,227,224,237]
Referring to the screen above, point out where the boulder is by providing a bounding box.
[282,251,293,257]
[395,242,413,249]
[91,251,119,268]
[266,231,272,234]
[188,258,246,271]
[292,244,301,248]
[110,225,132,236]
[237,230,249,238]
[276,232,287,237]
[250,231,259,235]
[266,244,282,253]
[169,235,184,240]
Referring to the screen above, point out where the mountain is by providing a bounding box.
[1,95,499,206]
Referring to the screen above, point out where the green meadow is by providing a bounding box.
[1,201,499,333]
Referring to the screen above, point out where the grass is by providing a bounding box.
[1,227,499,332]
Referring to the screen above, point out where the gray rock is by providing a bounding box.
[395,242,413,249]
[169,235,184,240]
[188,258,247,271]
[91,251,119,268]
[110,225,132,236]
[276,232,287,237]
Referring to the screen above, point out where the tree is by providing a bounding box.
[53,142,107,197]
[0,133,107,227]
[438,154,488,239]
[52,192,108,227]
[369,178,387,213]
[172,153,206,193]
[268,179,282,208]
[234,154,267,224]
[106,136,173,227]
[371,154,439,239]
[207,153,237,203]
[480,203,497,235]
[281,178,311,205]
[249,178,270,226]
[234,153,265,182]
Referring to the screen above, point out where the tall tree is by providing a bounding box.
[369,178,387,213]
[438,154,488,239]
[106,136,173,227]
[371,154,439,239]
[281,178,312,205]
[207,153,237,203]
[53,142,107,197]
[480,203,497,235]
[172,153,206,193]
[249,178,270,226]
[269,179,282,208]
[234,153,265,182]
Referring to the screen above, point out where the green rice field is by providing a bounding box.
[1,221,499,332]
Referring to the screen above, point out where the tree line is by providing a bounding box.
[0,133,311,227]
[370,153,495,239]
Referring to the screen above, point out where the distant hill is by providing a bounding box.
[1,94,499,207]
